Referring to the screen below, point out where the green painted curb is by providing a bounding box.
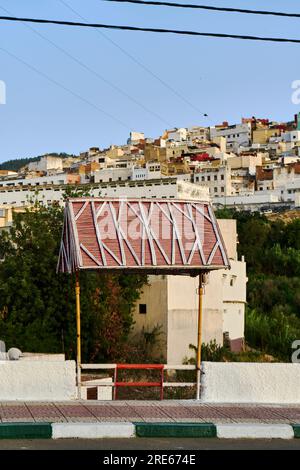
[0,423,52,439]
[135,422,217,438]
[293,425,300,438]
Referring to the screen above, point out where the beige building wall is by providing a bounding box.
[131,218,247,364]
[131,276,168,360]
[0,206,26,232]
[144,144,167,163]
[166,273,224,364]
[106,146,125,159]
[217,219,237,260]
[132,273,225,365]
[227,154,263,172]
[252,128,279,144]
[212,136,227,153]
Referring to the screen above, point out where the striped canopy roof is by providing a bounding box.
[57,198,230,275]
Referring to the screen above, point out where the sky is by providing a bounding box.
[0,0,300,162]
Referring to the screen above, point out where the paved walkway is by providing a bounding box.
[0,401,300,424]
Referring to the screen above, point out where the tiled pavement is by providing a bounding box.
[0,401,300,424]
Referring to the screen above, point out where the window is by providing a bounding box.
[207,176,211,181]
[221,175,224,181]
[201,176,205,181]
[214,175,217,181]
[214,187,218,192]
[221,187,225,192]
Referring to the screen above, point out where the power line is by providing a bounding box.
[58,0,209,118]
[103,0,300,18]
[0,45,131,130]
[0,15,300,44]
[0,5,172,128]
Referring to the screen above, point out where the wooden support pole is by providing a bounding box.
[75,270,82,399]
[196,274,204,400]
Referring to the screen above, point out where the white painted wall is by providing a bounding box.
[0,173,67,188]
[223,303,245,341]
[213,192,280,206]
[283,130,300,142]
[93,167,131,183]
[28,156,63,172]
[168,128,187,142]
[201,362,300,404]
[0,180,209,208]
[81,377,113,400]
[0,361,76,401]
[210,123,251,149]
[167,274,224,364]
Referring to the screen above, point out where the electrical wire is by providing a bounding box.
[0,15,299,44]
[0,44,131,130]
[0,5,172,127]
[58,0,209,118]
[103,0,300,19]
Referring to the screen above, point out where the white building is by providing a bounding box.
[0,179,210,208]
[93,167,131,183]
[0,173,68,188]
[92,161,161,183]
[167,128,187,142]
[194,165,229,198]
[131,162,161,181]
[282,130,300,143]
[28,155,63,173]
[210,123,252,152]
[131,219,247,364]
[128,131,145,144]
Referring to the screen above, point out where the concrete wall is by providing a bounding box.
[131,275,168,360]
[201,362,300,404]
[167,275,223,364]
[0,361,76,401]
[223,303,245,343]
[0,173,67,188]
[217,219,237,260]
[0,179,185,208]
[81,378,113,401]
[167,308,223,364]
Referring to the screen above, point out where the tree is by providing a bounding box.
[216,209,300,360]
[0,201,146,362]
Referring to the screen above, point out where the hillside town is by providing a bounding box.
[1,113,300,363]
[0,113,300,221]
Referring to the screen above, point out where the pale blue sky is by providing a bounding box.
[0,0,300,162]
